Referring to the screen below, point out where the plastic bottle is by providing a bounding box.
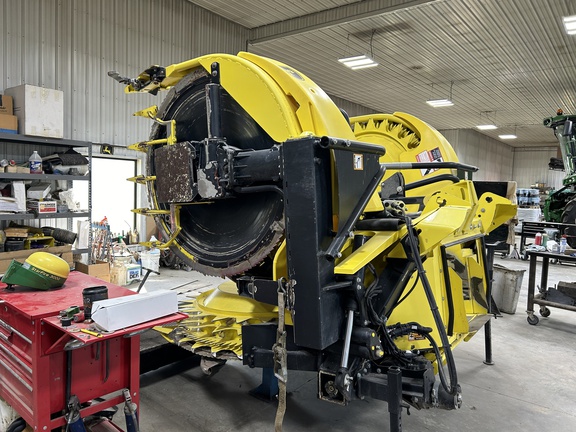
[559,235,568,254]
[29,151,42,174]
[534,232,542,246]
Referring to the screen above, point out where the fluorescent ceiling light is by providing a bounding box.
[498,134,517,139]
[563,15,576,35]
[339,55,378,70]
[426,98,454,107]
[476,124,498,130]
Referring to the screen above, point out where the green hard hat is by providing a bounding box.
[2,252,70,290]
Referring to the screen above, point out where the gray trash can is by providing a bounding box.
[491,264,525,314]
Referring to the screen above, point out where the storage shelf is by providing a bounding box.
[0,133,93,258]
[0,212,89,221]
[36,212,90,220]
[0,173,89,181]
[0,132,91,148]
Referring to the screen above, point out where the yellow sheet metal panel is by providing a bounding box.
[335,231,403,275]
[351,112,460,199]
[238,52,356,141]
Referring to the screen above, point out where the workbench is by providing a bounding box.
[526,250,576,325]
[519,221,576,259]
[0,271,185,431]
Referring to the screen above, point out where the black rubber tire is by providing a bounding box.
[561,198,576,248]
[527,314,539,325]
[539,306,551,317]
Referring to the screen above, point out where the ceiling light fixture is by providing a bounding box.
[476,124,498,130]
[338,54,378,70]
[499,125,518,140]
[426,81,454,107]
[426,99,454,107]
[476,111,498,130]
[563,15,576,35]
[338,31,379,70]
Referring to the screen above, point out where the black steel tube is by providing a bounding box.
[387,367,403,432]
[322,281,353,292]
[206,63,222,139]
[382,261,417,318]
[383,161,478,172]
[233,185,283,196]
[404,174,460,191]
[356,218,402,231]
[319,136,386,156]
[232,147,282,185]
[325,164,386,260]
[482,238,495,365]
[440,246,455,336]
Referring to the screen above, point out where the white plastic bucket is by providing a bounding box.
[491,264,525,314]
[140,250,160,273]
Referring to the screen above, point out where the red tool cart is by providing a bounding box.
[0,271,185,431]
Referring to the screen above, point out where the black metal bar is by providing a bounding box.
[404,174,460,191]
[319,136,386,156]
[233,185,283,196]
[321,281,353,292]
[381,261,417,318]
[206,62,222,139]
[325,164,386,260]
[541,256,550,292]
[527,253,537,314]
[382,161,478,172]
[388,367,403,432]
[482,239,495,366]
[533,297,576,312]
[440,246,455,337]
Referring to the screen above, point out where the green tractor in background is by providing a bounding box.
[543,110,576,246]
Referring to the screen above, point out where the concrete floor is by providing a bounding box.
[131,253,576,432]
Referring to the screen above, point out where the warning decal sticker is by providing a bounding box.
[416,147,444,176]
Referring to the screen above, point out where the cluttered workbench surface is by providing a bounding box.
[0,270,133,317]
[0,270,185,431]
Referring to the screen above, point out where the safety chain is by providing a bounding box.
[273,277,289,432]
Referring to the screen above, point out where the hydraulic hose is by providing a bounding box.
[403,216,459,396]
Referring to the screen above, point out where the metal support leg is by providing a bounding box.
[484,244,496,365]
[483,320,494,365]
[249,368,279,402]
[387,367,402,432]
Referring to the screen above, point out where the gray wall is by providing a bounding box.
[439,129,514,181]
[512,147,564,189]
[0,0,249,145]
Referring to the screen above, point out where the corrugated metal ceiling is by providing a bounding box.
[187,0,576,148]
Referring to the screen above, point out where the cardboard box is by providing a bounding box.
[0,94,13,114]
[4,84,64,138]
[27,183,51,199]
[0,114,17,134]
[0,245,72,274]
[27,200,57,213]
[74,260,110,282]
[91,290,178,332]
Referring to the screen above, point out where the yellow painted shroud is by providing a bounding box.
[127,52,516,364]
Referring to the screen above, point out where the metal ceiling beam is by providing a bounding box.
[248,0,437,45]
